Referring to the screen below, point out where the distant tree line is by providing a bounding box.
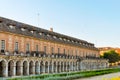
[101,50,120,63]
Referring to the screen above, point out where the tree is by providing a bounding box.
[102,50,120,63]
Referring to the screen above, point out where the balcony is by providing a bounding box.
[0,50,105,61]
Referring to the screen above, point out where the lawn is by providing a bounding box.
[7,68,120,80]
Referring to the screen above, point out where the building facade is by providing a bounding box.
[0,17,108,77]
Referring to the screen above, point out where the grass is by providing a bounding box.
[7,68,120,80]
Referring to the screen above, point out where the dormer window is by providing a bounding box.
[9,25,15,29]
[53,36,57,39]
[79,42,82,44]
[59,38,62,40]
[39,32,42,35]
[64,38,66,41]
[31,30,34,33]
[47,34,50,37]
[83,43,85,45]
[21,28,25,31]
[68,40,70,42]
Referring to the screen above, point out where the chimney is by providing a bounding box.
[50,27,53,32]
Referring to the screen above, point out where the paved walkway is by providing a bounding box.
[75,72,120,80]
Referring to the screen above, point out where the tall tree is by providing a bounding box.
[103,50,120,63]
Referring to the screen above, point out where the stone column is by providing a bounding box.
[59,64,61,73]
[51,63,54,73]
[33,65,35,74]
[68,63,70,72]
[56,64,57,73]
[66,63,68,72]
[3,63,8,77]
[75,64,77,71]
[48,63,49,73]
[71,62,73,71]
[63,63,64,72]
[39,63,41,74]
[36,64,40,74]
[13,63,16,76]
[27,63,29,75]
[43,63,45,73]
[20,64,23,76]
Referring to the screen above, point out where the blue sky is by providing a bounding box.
[0,0,120,47]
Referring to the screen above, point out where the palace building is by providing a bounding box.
[0,17,108,77]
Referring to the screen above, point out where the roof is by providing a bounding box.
[0,17,98,50]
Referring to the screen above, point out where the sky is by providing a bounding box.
[0,0,120,48]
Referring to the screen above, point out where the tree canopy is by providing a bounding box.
[102,50,120,63]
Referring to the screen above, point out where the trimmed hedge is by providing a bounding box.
[7,68,120,80]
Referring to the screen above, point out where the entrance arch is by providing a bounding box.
[57,62,60,73]
[29,61,34,74]
[23,61,28,75]
[0,60,6,77]
[40,61,44,73]
[49,62,52,73]
[35,61,39,74]
[61,62,63,72]
[45,61,48,73]
[54,62,57,73]
[16,61,21,76]
[8,60,14,76]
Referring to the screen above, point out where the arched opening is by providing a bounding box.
[61,62,63,72]
[8,60,14,76]
[40,61,44,73]
[23,61,28,75]
[29,61,34,75]
[75,62,78,71]
[54,62,56,73]
[57,62,60,73]
[73,62,75,71]
[70,62,73,71]
[67,62,69,72]
[16,61,21,76]
[0,60,6,77]
[49,62,52,73]
[35,61,39,74]
[64,62,66,72]
[45,62,48,73]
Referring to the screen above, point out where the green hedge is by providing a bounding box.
[7,68,120,80]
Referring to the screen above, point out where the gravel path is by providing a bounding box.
[75,72,120,80]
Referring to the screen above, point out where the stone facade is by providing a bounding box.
[0,17,108,77]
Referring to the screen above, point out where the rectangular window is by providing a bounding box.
[26,43,30,52]
[36,45,39,51]
[15,42,19,51]
[51,47,54,54]
[1,40,5,50]
[44,46,47,53]
[58,48,60,54]
[64,49,65,54]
